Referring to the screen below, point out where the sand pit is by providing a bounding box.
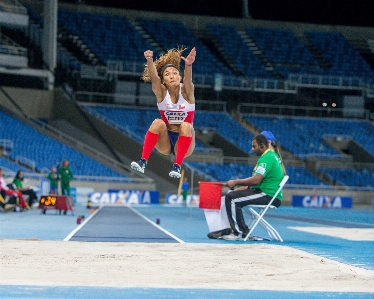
[1,239,373,292]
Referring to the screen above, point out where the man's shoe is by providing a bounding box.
[131,158,147,174]
[169,163,181,178]
[222,233,243,241]
[207,228,232,239]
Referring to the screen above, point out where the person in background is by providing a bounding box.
[0,168,28,211]
[261,131,287,175]
[58,160,73,196]
[131,46,196,179]
[181,177,190,206]
[223,134,285,240]
[47,166,59,195]
[13,170,38,207]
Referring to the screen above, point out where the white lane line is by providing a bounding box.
[127,205,185,243]
[63,206,101,241]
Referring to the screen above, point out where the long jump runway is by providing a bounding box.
[65,205,181,243]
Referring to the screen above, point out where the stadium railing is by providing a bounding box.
[0,0,27,15]
[1,109,153,184]
[80,62,373,94]
[0,139,13,151]
[236,103,371,120]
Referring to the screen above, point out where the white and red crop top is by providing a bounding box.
[157,85,195,125]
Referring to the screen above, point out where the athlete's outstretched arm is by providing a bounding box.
[144,50,163,99]
[181,47,196,102]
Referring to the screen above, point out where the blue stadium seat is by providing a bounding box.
[58,10,156,66]
[137,18,233,78]
[0,110,125,178]
[242,114,374,157]
[304,31,374,84]
[207,24,273,79]
[245,26,318,67]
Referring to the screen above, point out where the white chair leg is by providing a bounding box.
[244,206,283,242]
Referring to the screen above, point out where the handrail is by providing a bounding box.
[0,45,27,56]
[1,170,154,184]
[101,60,374,91]
[0,0,27,15]
[30,117,152,181]
[82,106,142,142]
[0,139,13,150]
[237,103,370,120]
[15,155,35,170]
[77,94,228,112]
[287,73,372,89]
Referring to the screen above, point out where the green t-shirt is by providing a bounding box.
[13,178,23,189]
[47,172,59,187]
[252,150,285,200]
[58,167,73,184]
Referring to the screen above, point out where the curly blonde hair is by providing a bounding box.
[141,47,186,82]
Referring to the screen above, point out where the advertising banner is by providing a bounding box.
[165,194,199,206]
[292,195,352,208]
[89,190,159,207]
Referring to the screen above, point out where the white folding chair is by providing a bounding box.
[243,175,289,242]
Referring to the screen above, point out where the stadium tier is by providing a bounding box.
[243,114,374,158]
[58,10,157,71]
[1,4,373,190]
[0,156,29,173]
[318,167,374,188]
[0,110,125,178]
[54,10,374,87]
[304,31,374,84]
[244,26,318,67]
[83,105,254,154]
[186,162,324,186]
[8,6,370,92]
[137,18,234,80]
[206,24,274,80]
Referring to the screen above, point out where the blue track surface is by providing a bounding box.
[0,285,371,299]
[1,204,373,298]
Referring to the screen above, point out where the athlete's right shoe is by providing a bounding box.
[169,163,181,178]
[131,158,147,174]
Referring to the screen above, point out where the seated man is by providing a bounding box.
[223,133,285,240]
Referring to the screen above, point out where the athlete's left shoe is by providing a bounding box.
[169,163,181,178]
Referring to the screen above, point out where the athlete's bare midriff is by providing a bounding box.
[166,123,181,132]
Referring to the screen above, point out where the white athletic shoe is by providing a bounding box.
[131,158,147,174]
[169,163,181,178]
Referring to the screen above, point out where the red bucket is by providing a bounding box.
[199,182,223,210]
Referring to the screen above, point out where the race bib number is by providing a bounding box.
[164,111,187,124]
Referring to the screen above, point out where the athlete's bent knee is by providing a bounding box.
[149,119,167,132]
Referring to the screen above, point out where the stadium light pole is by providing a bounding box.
[42,0,57,90]
[242,0,250,19]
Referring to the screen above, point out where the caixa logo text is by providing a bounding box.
[292,195,352,208]
[165,111,186,116]
[90,190,159,206]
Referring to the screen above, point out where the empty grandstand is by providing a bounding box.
[0,0,373,206]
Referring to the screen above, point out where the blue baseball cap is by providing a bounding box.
[261,131,275,141]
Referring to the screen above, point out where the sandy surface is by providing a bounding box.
[1,239,374,292]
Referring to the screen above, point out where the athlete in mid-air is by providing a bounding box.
[131,47,196,178]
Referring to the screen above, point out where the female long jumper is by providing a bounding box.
[131,47,196,178]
